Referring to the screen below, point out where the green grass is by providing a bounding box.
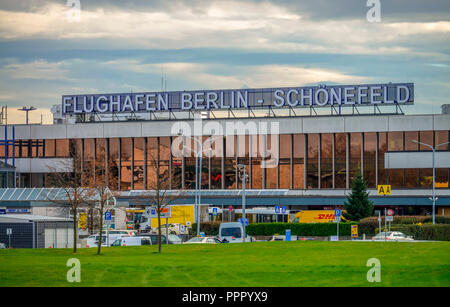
[0,241,449,287]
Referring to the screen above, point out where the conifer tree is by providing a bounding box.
[343,169,374,221]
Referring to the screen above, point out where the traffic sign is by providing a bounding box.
[147,207,171,218]
[200,232,205,237]
[0,208,6,215]
[377,185,391,195]
[281,206,287,214]
[186,221,191,226]
[335,209,341,217]
[351,225,358,238]
[275,206,280,214]
[386,209,394,216]
[212,207,218,216]
[179,225,186,234]
[6,228,12,235]
[228,206,233,212]
[386,216,394,222]
[104,211,112,221]
[238,218,249,226]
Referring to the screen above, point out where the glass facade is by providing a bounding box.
[2,130,449,191]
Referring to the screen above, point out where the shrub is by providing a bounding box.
[189,222,221,236]
[389,224,450,241]
[245,222,357,237]
[358,215,450,235]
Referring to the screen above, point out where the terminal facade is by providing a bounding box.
[1,84,450,224]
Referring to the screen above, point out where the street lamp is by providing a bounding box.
[411,140,450,224]
[178,131,203,236]
[237,164,248,241]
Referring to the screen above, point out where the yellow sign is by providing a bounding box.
[151,205,195,228]
[377,185,391,195]
[351,225,358,238]
[78,213,87,230]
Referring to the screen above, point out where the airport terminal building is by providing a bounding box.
[1,83,450,226]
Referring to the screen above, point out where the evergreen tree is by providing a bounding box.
[343,169,374,221]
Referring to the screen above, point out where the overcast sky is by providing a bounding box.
[0,0,449,124]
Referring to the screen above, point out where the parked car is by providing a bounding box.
[111,236,152,246]
[139,233,183,244]
[372,231,413,241]
[269,235,286,241]
[0,243,6,249]
[86,233,129,248]
[184,237,222,244]
[218,222,251,243]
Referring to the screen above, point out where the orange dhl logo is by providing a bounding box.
[316,214,335,220]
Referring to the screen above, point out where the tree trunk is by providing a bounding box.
[97,203,103,255]
[73,206,77,253]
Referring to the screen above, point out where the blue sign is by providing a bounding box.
[200,232,205,237]
[335,209,341,217]
[151,208,156,215]
[0,209,6,215]
[212,207,218,216]
[281,206,287,214]
[286,229,291,242]
[275,206,280,214]
[238,218,249,226]
[104,211,112,221]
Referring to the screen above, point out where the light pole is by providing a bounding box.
[237,164,248,241]
[412,140,450,224]
[179,132,203,236]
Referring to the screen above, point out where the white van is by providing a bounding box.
[111,236,152,247]
[219,222,251,243]
[86,233,129,248]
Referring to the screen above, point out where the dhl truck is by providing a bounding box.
[291,210,347,223]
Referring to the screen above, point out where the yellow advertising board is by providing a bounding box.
[151,205,195,227]
[377,185,391,195]
[351,225,358,238]
[78,212,87,230]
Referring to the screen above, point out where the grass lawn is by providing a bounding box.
[0,241,449,287]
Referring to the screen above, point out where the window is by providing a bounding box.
[133,138,145,190]
[321,134,333,188]
[335,133,347,188]
[363,133,376,188]
[307,134,319,189]
[293,134,305,189]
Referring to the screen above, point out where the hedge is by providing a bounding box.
[386,224,450,241]
[245,222,357,237]
[189,222,221,236]
[358,215,450,235]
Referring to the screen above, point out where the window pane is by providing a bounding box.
[293,134,305,189]
[55,139,70,157]
[134,138,145,190]
[378,133,387,185]
[109,138,120,191]
[45,139,55,157]
[419,131,433,150]
[435,131,449,151]
[405,131,419,151]
[335,133,347,188]
[321,134,333,188]
[350,133,362,182]
[147,137,158,189]
[388,132,403,151]
[121,138,132,191]
[363,133,376,188]
[96,138,107,185]
[307,134,319,189]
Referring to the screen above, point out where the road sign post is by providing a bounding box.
[386,209,394,231]
[104,211,112,246]
[334,209,341,241]
[6,228,12,248]
[286,229,291,241]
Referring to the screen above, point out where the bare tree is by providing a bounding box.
[82,151,115,255]
[135,139,176,253]
[46,156,95,253]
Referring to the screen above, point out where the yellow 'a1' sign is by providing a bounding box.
[377,185,391,195]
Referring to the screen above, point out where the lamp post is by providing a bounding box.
[237,164,248,241]
[411,140,450,224]
[179,131,203,236]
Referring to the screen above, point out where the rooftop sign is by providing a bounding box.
[62,83,413,114]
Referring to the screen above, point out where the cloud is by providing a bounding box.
[0,1,448,59]
[2,60,69,80]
